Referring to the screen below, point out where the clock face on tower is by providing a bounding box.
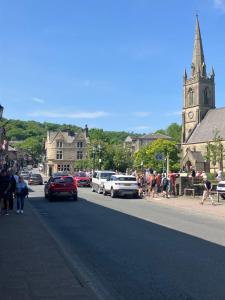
[188,111,194,119]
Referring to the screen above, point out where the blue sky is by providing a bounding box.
[1,0,225,133]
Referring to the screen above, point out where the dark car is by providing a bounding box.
[73,172,91,187]
[28,173,43,185]
[44,175,78,201]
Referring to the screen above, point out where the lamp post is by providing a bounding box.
[0,104,4,119]
[98,144,102,170]
[92,146,96,171]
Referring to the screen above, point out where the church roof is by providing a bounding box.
[187,107,225,143]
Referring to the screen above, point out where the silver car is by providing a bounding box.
[216,181,225,199]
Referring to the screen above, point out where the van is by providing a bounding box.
[91,170,116,194]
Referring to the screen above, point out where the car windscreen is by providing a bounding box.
[116,177,136,181]
[53,177,73,183]
[101,173,115,179]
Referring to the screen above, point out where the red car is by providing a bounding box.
[73,172,91,187]
[44,175,78,201]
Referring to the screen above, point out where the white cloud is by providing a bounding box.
[32,97,45,104]
[27,110,109,119]
[214,0,225,12]
[133,111,152,117]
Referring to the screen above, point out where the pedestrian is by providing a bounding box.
[150,174,157,198]
[15,175,29,214]
[7,169,17,210]
[161,174,169,198]
[0,169,11,215]
[201,178,214,205]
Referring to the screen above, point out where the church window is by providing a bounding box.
[188,88,194,106]
[204,88,209,105]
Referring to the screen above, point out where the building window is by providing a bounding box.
[56,140,63,148]
[77,141,83,148]
[56,150,63,160]
[57,164,70,171]
[188,88,194,106]
[77,151,83,160]
[204,88,209,105]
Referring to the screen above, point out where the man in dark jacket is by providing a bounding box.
[0,169,11,215]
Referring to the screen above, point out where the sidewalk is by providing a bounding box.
[0,201,99,300]
[145,194,225,220]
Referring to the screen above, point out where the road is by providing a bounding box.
[29,184,225,300]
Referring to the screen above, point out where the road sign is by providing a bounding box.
[155,153,164,161]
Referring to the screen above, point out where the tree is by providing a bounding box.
[134,139,180,172]
[205,130,225,173]
[17,137,43,163]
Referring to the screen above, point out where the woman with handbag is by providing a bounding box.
[16,176,29,214]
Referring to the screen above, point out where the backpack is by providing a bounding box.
[163,177,168,187]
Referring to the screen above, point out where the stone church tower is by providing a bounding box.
[182,16,215,143]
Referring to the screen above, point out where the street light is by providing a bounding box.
[98,144,102,170]
[0,104,4,119]
[92,146,96,170]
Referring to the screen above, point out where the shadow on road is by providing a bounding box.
[29,196,225,300]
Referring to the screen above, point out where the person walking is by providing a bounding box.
[161,174,169,198]
[150,174,157,198]
[0,169,11,215]
[201,178,214,205]
[15,176,29,214]
[7,169,17,210]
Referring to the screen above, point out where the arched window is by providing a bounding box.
[204,88,209,105]
[188,88,194,106]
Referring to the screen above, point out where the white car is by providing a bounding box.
[103,174,139,198]
[216,181,225,199]
[91,170,116,194]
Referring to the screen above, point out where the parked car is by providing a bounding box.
[91,170,116,194]
[73,172,91,187]
[216,181,225,199]
[103,174,139,198]
[20,171,30,181]
[44,175,78,201]
[28,173,43,185]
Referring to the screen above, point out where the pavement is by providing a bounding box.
[145,193,225,220]
[0,199,99,300]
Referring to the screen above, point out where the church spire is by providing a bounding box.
[191,15,206,77]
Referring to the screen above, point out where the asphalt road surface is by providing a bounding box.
[29,184,225,300]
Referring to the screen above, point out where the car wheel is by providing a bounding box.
[110,188,116,198]
[48,193,54,202]
[73,194,78,201]
[221,193,225,200]
[91,185,95,192]
[97,186,102,194]
[103,187,107,196]
[134,192,139,199]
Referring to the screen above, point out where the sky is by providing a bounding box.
[1,0,225,133]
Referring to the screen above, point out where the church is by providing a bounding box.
[181,16,225,173]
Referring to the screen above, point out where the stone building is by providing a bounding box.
[44,125,89,176]
[124,133,173,153]
[181,16,225,173]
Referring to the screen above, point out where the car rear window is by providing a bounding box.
[32,174,41,178]
[218,183,225,187]
[101,173,115,179]
[53,177,73,183]
[116,177,136,181]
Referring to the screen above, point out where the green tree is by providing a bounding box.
[17,137,43,162]
[134,139,180,172]
[205,130,225,173]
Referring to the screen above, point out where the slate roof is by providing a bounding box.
[187,107,225,143]
[140,133,173,140]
